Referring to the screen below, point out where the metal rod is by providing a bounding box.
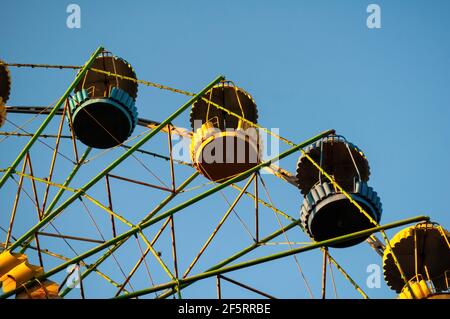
[120,144,192,166]
[0,131,191,164]
[168,125,176,191]
[328,256,338,298]
[170,216,179,279]
[36,232,104,244]
[219,275,276,299]
[5,106,192,138]
[5,158,27,247]
[0,46,103,189]
[7,75,223,252]
[105,175,117,238]
[254,173,259,243]
[366,235,385,257]
[79,263,86,299]
[24,152,41,215]
[0,131,72,138]
[25,153,45,267]
[41,101,68,212]
[216,275,221,299]
[321,248,327,299]
[1,62,196,99]
[4,63,80,69]
[169,216,181,299]
[116,215,429,299]
[107,173,174,193]
[135,237,155,296]
[65,102,80,163]
[32,231,44,269]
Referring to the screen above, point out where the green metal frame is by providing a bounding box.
[0,127,333,299]
[59,171,199,297]
[0,50,421,299]
[19,148,92,254]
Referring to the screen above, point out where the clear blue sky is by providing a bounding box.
[0,0,449,299]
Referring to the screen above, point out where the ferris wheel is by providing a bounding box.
[0,47,448,299]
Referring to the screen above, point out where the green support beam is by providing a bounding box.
[6,75,224,252]
[116,215,429,299]
[0,46,104,189]
[134,129,335,232]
